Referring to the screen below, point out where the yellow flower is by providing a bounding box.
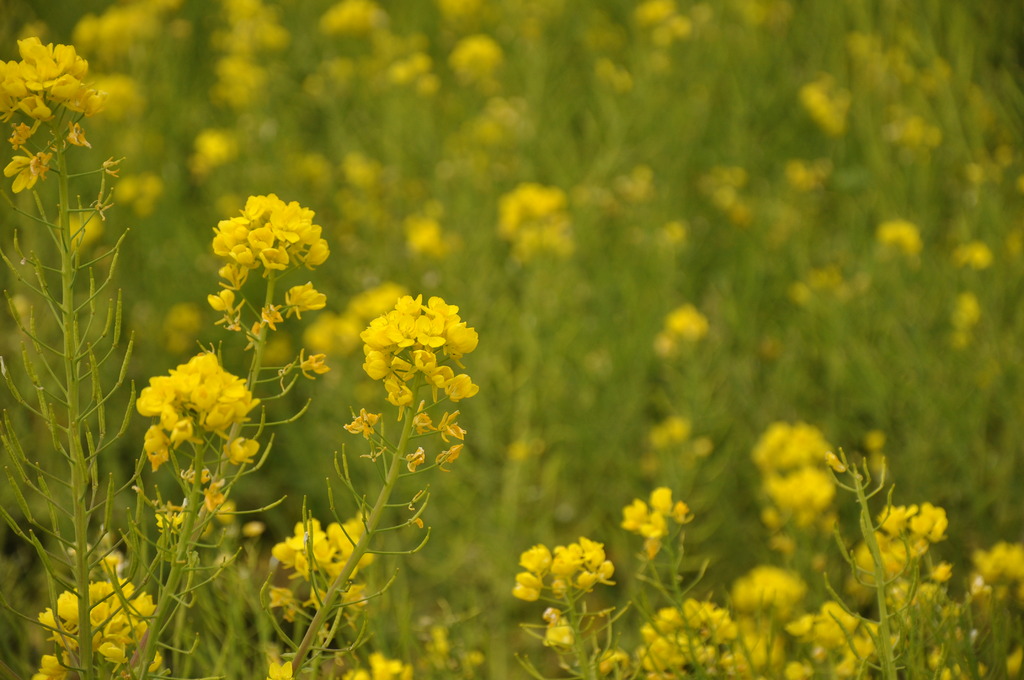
[267,661,293,680]
[952,241,993,269]
[285,282,327,318]
[876,219,923,256]
[225,437,259,465]
[4,150,52,193]
[66,121,90,147]
[497,183,573,261]
[319,0,388,36]
[449,34,503,89]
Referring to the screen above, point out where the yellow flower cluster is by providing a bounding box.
[360,294,479,412]
[449,34,503,90]
[654,303,709,356]
[972,541,1024,602]
[497,182,573,261]
[271,516,374,584]
[638,601,738,674]
[697,165,752,227]
[752,422,836,532]
[799,73,851,137]
[512,537,615,601]
[211,193,330,290]
[34,580,161,678]
[730,565,807,620]
[621,487,693,558]
[634,0,693,48]
[951,291,981,349]
[876,218,923,257]
[136,352,260,472]
[1,37,106,193]
[342,652,413,680]
[786,601,877,676]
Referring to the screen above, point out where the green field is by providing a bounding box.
[2,1,1024,678]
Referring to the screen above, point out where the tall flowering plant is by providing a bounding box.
[262,293,479,678]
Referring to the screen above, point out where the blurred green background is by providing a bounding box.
[2,0,1024,676]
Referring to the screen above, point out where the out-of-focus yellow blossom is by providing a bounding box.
[785,158,832,192]
[654,303,708,356]
[876,219,923,257]
[387,52,438,96]
[449,34,503,91]
[512,537,614,601]
[343,653,412,680]
[799,73,851,137]
[634,0,692,47]
[271,516,374,586]
[731,565,807,620]
[752,421,831,474]
[212,54,267,110]
[115,172,164,217]
[34,580,160,677]
[405,212,451,258]
[952,241,993,270]
[72,2,180,67]
[972,542,1024,591]
[951,291,981,349]
[436,0,484,23]
[304,282,407,357]
[341,151,382,190]
[698,165,752,226]
[320,0,388,36]
[498,182,573,260]
[785,601,869,651]
[648,415,691,450]
[136,352,260,471]
[89,74,144,121]
[595,58,633,93]
[212,194,329,292]
[638,601,738,674]
[360,295,479,414]
[189,128,239,178]
[764,466,836,528]
[162,302,202,355]
[884,107,942,152]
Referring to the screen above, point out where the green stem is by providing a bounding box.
[134,444,207,678]
[56,136,95,680]
[290,397,418,673]
[564,591,597,680]
[852,470,898,680]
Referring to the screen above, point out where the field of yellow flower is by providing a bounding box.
[2,1,1024,679]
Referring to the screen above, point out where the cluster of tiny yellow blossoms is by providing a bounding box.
[512,537,615,602]
[799,73,851,137]
[876,218,924,257]
[360,294,479,414]
[972,541,1024,603]
[653,303,709,356]
[846,502,949,596]
[449,34,504,91]
[637,601,739,675]
[621,487,693,558]
[269,517,373,617]
[342,652,413,680]
[785,601,877,676]
[634,0,693,48]
[950,291,981,349]
[752,422,836,534]
[730,565,808,621]
[34,580,161,679]
[497,182,573,261]
[697,165,752,227]
[1,37,106,193]
[211,193,330,290]
[136,352,260,472]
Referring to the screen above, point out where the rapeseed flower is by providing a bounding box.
[654,303,709,355]
[136,352,260,471]
[799,74,850,137]
[497,182,573,260]
[34,580,161,676]
[360,294,478,414]
[876,219,923,257]
[449,34,503,91]
[752,421,831,474]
